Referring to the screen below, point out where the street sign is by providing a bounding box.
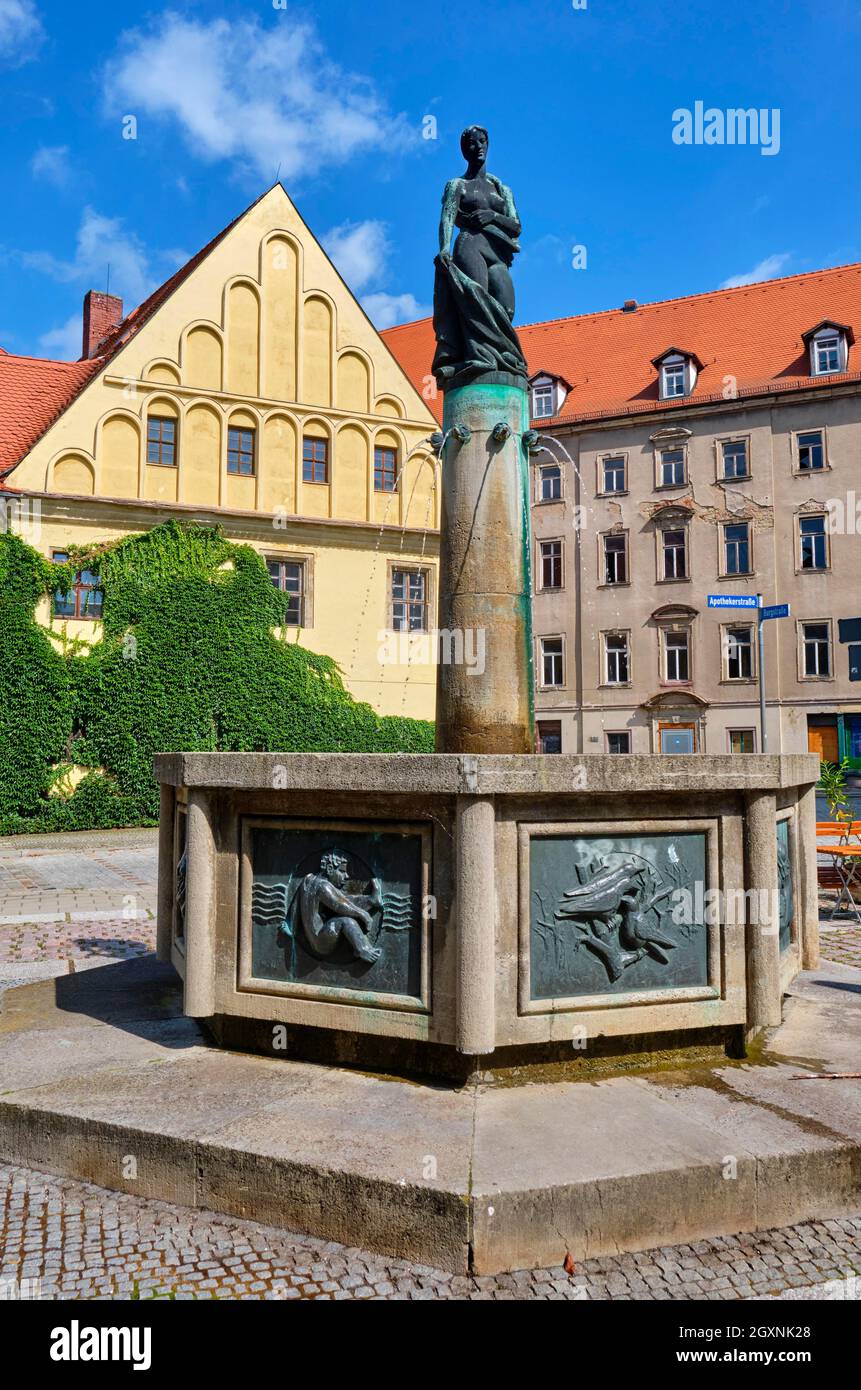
[761,603,790,622]
[707,594,759,609]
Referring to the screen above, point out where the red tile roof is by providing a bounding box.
[0,354,101,483]
[382,261,861,425]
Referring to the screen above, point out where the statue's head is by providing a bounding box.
[460,125,489,166]
[320,851,349,887]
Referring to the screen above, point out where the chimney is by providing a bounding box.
[622,298,638,313]
[82,291,123,359]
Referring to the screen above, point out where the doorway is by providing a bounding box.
[659,723,697,754]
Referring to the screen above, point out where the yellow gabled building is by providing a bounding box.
[0,184,440,719]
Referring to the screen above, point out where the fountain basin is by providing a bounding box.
[154,752,819,1077]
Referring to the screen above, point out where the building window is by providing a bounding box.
[51,551,103,620]
[721,439,749,479]
[603,533,628,585]
[606,731,631,754]
[664,629,690,682]
[802,622,831,678]
[662,362,686,398]
[540,636,564,687]
[723,522,751,575]
[662,527,687,580]
[302,435,329,484]
[391,569,429,632]
[797,430,824,472]
[146,415,176,467]
[532,381,555,418]
[540,539,563,590]
[799,514,828,570]
[537,720,562,754]
[813,334,842,375]
[267,558,306,626]
[729,729,756,753]
[725,626,754,680]
[659,447,686,487]
[604,632,630,685]
[374,445,398,493]
[601,455,626,493]
[227,426,255,476]
[538,463,561,501]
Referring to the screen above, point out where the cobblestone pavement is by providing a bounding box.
[0,1165,858,1301]
[0,832,157,980]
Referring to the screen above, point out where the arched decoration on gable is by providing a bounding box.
[260,411,298,515]
[48,450,96,497]
[336,348,372,414]
[335,419,371,522]
[143,358,181,386]
[181,322,224,392]
[183,401,221,506]
[374,394,405,419]
[224,277,261,398]
[302,293,335,408]
[260,231,302,403]
[97,408,142,499]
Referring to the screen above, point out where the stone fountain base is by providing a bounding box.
[154,752,820,1076]
[1,955,859,1275]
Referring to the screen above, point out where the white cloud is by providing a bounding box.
[323,220,390,293]
[362,292,429,330]
[30,144,71,186]
[721,253,792,290]
[38,313,81,361]
[0,0,43,67]
[22,206,154,306]
[105,13,413,182]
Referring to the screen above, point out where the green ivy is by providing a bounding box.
[0,521,433,834]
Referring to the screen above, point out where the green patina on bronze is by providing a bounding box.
[436,381,534,753]
[530,832,710,999]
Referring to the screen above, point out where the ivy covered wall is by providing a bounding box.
[0,521,433,835]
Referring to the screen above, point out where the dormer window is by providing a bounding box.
[663,360,686,398]
[652,347,702,401]
[530,373,569,421]
[802,320,853,378]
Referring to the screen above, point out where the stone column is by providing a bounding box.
[184,788,217,1018]
[797,782,820,970]
[156,782,175,963]
[744,790,782,1029]
[456,795,496,1055]
[435,381,534,753]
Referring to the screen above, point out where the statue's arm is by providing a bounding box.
[494,179,522,238]
[438,179,461,256]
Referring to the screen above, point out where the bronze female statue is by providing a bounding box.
[432,126,529,391]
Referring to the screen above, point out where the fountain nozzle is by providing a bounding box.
[491,422,512,443]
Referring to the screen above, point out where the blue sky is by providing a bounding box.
[2,0,861,360]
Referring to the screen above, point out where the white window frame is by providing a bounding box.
[599,452,628,495]
[536,461,563,503]
[793,427,828,474]
[810,328,846,377]
[719,436,750,480]
[660,524,688,581]
[539,635,565,688]
[799,619,833,680]
[662,627,691,683]
[657,353,697,401]
[721,520,753,578]
[603,630,631,686]
[722,624,755,682]
[657,445,688,489]
[538,537,564,591]
[602,531,629,586]
[797,512,829,572]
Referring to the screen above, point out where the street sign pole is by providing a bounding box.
[757,594,768,753]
